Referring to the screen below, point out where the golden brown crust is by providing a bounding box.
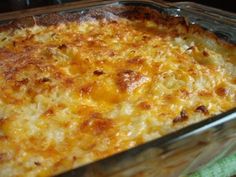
[0,5,235,177]
[1,6,234,50]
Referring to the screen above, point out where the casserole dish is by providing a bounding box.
[0,0,235,177]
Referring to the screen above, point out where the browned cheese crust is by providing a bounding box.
[0,6,235,177]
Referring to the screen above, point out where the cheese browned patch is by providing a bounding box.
[0,6,235,177]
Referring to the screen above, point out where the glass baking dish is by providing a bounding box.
[0,1,235,177]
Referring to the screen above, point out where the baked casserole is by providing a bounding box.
[0,6,235,177]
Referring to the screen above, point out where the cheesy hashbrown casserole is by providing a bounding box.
[0,6,235,177]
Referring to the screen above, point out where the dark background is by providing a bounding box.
[0,0,235,13]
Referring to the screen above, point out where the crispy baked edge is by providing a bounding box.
[0,6,235,50]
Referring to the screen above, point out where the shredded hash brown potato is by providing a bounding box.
[0,6,235,177]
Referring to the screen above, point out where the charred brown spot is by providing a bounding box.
[40,77,51,83]
[43,108,54,117]
[110,20,118,24]
[73,156,77,161]
[12,41,16,47]
[58,44,67,50]
[80,83,94,95]
[15,78,29,87]
[142,35,151,42]
[142,35,150,40]
[51,33,56,37]
[138,101,151,110]
[27,34,34,40]
[195,105,209,115]
[116,70,148,92]
[186,46,194,51]
[188,68,197,76]
[198,90,212,97]
[93,70,104,76]
[1,37,6,41]
[202,50,209,57]
[92,118,113,134]
[215,87,228,97]
[64,78,74,86]
[180,110,188,120]
[34,162,41,166]
[80,116,113,134]
[179,89,190,98]
[109,51,115,57]
[173,110,188,123]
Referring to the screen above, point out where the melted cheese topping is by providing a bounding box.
[0,17,236,177]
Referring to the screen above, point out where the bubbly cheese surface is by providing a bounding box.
[0,15,236,177]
